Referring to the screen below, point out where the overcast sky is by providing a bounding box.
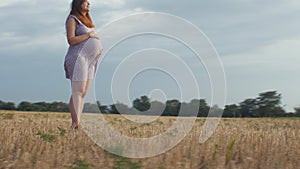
[0,0,299,112]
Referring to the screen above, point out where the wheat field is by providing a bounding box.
[0,110,299,169]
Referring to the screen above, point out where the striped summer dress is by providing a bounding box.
[64,15,103,81]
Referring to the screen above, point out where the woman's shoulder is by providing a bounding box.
[66,15,81,24]
[68,15,77,19]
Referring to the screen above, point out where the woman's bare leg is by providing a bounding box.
[70,79,93,128]
[71,81,87,126]
[69,96,77,125]
[85,79,93,92]
[78,79,93,119]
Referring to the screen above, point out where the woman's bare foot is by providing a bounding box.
[71,123,79,131]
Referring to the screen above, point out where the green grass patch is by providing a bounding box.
[105,148,142,169]
[0,113,14,119]
[112,156,142,169]
[57,126,66,136]
[225,133,237,165]
[36,131,57,142]
[69,159,91,169]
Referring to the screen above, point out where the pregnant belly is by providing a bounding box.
[79,38,103,59]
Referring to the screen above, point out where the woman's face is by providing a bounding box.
[81,0,90,12]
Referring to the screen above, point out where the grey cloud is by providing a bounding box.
[105,0,300,55]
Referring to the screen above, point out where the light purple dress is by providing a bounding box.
[64,15,103,81]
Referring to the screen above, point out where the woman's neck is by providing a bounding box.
[80,11,87,16]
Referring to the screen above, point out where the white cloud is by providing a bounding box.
[286,0,300,9]
[223,38,300,72]
[0,0,38,7]
[91,0,125,9]
[0,32,15,38]
[99,8,145,24]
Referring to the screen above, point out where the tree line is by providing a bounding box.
[1,90,300,117]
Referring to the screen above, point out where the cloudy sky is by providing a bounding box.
[0,0,299,112]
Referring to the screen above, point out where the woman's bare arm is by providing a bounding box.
[66,18,99,46]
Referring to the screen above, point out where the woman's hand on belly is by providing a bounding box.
[88,31,100,40]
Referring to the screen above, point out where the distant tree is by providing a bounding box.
[143,100,166,116]
[133,96,151,112]
[109,104,120,114]
[239,98,258,117]
[223,104,239,118]
[32,102,49,111]
[17,101,69,112]
[295,107,300,117]
[208,104,223,117]
[99,105,109,114]
[49,102,69,112]
[83,103,99,113]
[271,106,286,117]
[0,100,3,110]
[97,101,109,114]
[285,112,296,117]
[187,99,209,117]
[179,102,198,117]
[163,99,180,116]
[109,103,130,114]
[18,101,34,111]
[0,90,292,118]
[256,91,283,117]
[0,100,16,110]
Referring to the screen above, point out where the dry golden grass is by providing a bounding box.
[0,110,299,169]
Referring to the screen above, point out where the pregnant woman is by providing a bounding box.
[64,0,103,130]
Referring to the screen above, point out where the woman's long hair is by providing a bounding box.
[70,0,94,28]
